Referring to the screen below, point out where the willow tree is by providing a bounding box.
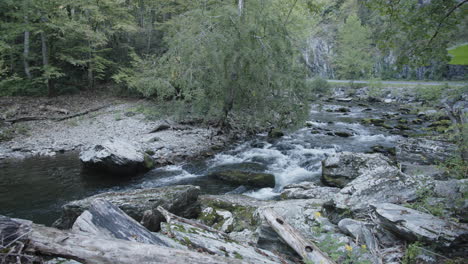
[121,0,313,129]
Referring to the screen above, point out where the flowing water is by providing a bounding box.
[0,102,410,225]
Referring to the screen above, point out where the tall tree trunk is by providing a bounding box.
[23,16,32,79]
[238,0,244,16]
[41,30,54,96]
[87,41,95,90]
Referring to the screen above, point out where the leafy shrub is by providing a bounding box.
[307,77,331,97]
[367,78,385,98]
[414,84,446,103]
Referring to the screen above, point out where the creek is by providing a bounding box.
[0,101,418,225]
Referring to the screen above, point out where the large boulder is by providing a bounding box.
[396,138,456,165]
[373,203,468,248]
[80,138,154,175]
[332,167,421,210]
[321,152,396,188]
[53,185,200,231]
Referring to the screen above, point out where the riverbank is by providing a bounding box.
[0,93,228,163]
[1,84,467,264]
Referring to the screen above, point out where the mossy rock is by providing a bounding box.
[361,118,385,126]
[394,124,410,130]
[411,119,423,125]
[382,123,393,130]
[208,170,275,188]
[398,119,408,124]
[143,154,155,169]
[198,195,265,232]
[268,128,284,138]
[428,120,452,128]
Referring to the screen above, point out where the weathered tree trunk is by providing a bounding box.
[262,208,336,264]
[73,199,168,246]
[0,215,242,264]
[23,16,31,79]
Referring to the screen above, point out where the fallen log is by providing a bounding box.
[3,104,111,123]
[72,199,168,246]
[0,215,243,264]
[261,208,336,264]
[157,206,284,264]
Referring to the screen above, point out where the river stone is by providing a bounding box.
[373,203,468,248]
[53,185,200,231]
[280,181,340,200]
[79,138,154,175]
[321,152,396,188]
[208,170,275,188]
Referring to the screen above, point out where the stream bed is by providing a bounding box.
[0,101,419,225]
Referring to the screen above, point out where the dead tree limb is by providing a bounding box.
[261,208,336,264]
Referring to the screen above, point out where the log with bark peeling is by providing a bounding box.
[72,199,168,246]
[261,208,336,264]
[0,215,243,264]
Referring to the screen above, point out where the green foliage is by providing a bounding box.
[364,0,465,67]
[448,44,468,65]
[405,182,445,217]
[402,242,423,264]
[0,124,30,142]
[333,13,373,79]
[307,77,331,98]
[414,84,446,103]
[367,78,385,98]
[124,0,311,128]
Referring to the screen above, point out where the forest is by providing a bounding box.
[1,0,467,127]
[0,1,467,264]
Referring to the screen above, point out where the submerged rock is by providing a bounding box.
[208,170,275,188]
[53,185,200,231]
[321,152,396,188]
[79,138,154,175]
[334,131,353,137]
[373,203,468,248]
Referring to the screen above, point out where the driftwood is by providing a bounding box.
[262,208,336,264]
[3,104,110,123]
[157,206,285,264]
[72,199,168,246]
[157,206,230,239]
[39,105,70,115]
[0,215,243,264]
